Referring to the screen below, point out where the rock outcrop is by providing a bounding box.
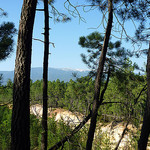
[30,104,84,127]
[30,104,148,149]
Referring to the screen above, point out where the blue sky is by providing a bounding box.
[0,0,148,71]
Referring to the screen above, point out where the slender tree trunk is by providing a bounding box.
[11,0,37,150]
[86,1,113,149]
[49,113,91,150]
[138,41,150,150]
[115,84,147,150]
[115,120,130,150]
[49,66,110,150]
[41,0,49,149]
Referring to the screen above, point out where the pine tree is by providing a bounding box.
[79,32,133,77]
[138,42,150,150]
[83,0,149,149]
[11,0,37,149]
[41,0,49,149]
[86,1,113,149]
[0,22,16,61]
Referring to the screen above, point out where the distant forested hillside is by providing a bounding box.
[0,67,89,84]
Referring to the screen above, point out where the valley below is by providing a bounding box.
[30,104,149,150]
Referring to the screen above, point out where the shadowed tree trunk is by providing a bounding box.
[115,84,147,150]
[115,120,130,150]
[138,41,150,150]
[41,0,49,149]
[49,113,91,150]
[86,0,113,149]
[11,0,37,149]
[48,65,110,150]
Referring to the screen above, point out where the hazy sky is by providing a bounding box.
[0,0,148,71]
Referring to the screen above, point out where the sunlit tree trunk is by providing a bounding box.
[11,0,37,149]
[41,0,49,149]
[138,41,150,150]
[86,0,113,149]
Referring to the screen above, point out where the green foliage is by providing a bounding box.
[28,61,146,124]
[0,22,16,61]
[100,60,146,126]
[0,60,147,125]
[47,117,84,149]
[65,77,94,114]
[30,80,43,104]
[0,79,13,104]
[31,77,94,114]
[30,114,42,149]
[0,74,2,86]
[47,79,67,108]
[79,32,133,77]
[0,58,147,149]
[129,129,141,149]
[88,0,149,42]
[79,32,104,49]
[0,106,11,149]
[0,105,84,150]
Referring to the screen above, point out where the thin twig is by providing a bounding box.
[33,38,55,48]
[36,9,44,11]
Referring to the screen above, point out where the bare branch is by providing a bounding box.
[134,84,147,105]
[115,84,147,149]
[36,9,44,11]
[64,0,86,23]
[33,38,55,48]
[101,101,123,105]
[114,120,130,150]
[48,64,111,149]
[49,113,91,150]
[33,38,44,43]
[0,100,13,106]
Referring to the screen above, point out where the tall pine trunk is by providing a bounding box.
[86,0,113,149]
[138,41,150,150]
[41,0,49,149]
[11,0,37,149]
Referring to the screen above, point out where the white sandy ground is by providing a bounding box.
[30,104,150,150]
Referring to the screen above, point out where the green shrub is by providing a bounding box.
[0,106,11,150]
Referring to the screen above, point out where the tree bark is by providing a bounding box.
[41,0,49,150]
[138,41,150,150]
[86,1,113,149]
[11,0,37,150]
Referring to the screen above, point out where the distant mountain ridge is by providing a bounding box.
[0,67,89,85]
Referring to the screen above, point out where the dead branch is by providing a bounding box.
[101,102,123,105]
[33,38,55,48]
[49,113,91,150]
[134,84,147,104]
[114,84,147,149]
[36,9,44,11]
[0,100,13,106]
[48,65,111,150]
[114,120,130,150]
